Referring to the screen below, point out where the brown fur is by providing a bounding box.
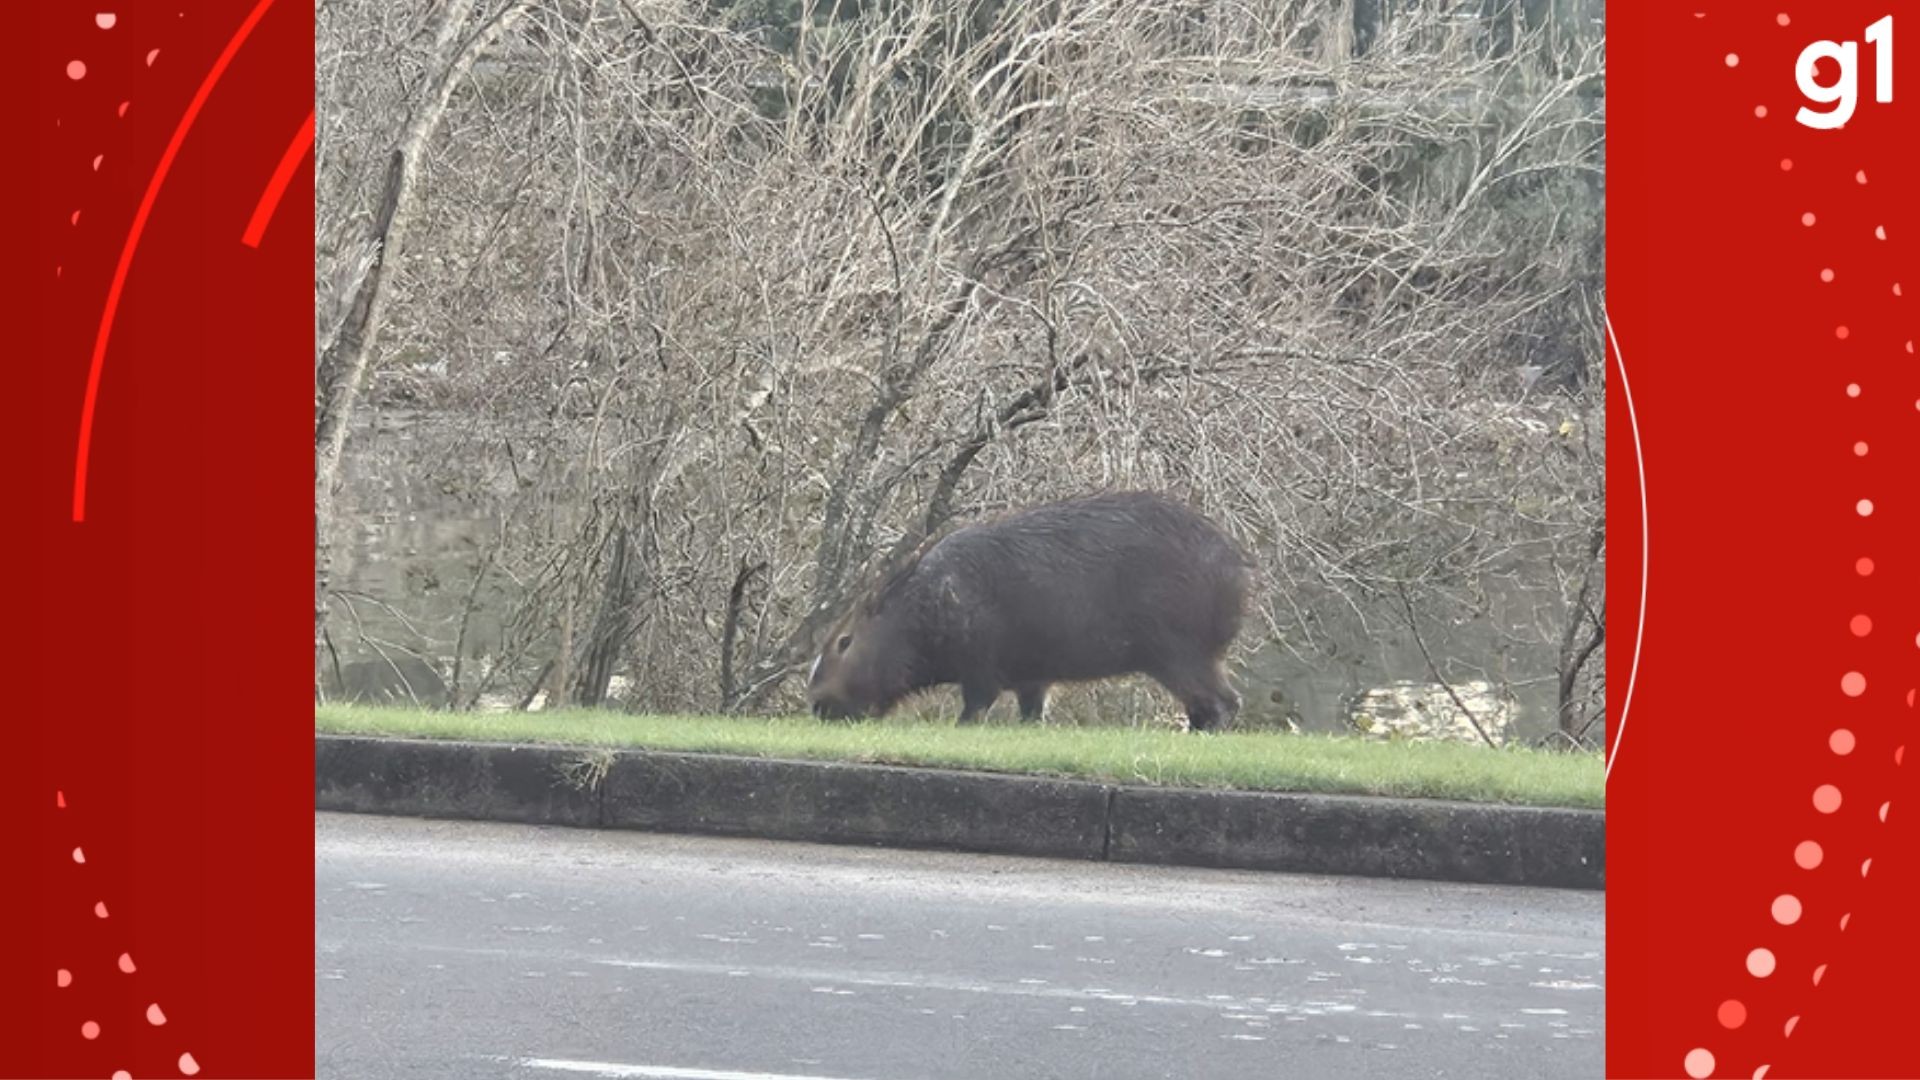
[807,491,1251,731]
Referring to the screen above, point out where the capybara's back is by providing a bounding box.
[933,490,1249,688]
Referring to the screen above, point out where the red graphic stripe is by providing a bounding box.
[241,109,313,248]
[72,0,279,523]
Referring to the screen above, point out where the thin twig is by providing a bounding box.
[1396,580,1499,749]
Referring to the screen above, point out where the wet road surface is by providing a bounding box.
[316,812,1603,1079]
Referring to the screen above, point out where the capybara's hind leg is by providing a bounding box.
[1014,682,1050,723]
[957,681,1002,725]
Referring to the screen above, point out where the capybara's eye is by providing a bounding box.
[837,634,853,653]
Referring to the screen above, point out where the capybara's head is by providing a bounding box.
[807,569,924,720]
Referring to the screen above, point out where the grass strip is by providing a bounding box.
[317,704,1603,810]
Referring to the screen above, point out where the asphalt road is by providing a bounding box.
[316,812,1603,1080]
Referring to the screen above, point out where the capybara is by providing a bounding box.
[807,491,1250,731]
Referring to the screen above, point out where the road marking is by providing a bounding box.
[589,955,1264,1011]
[380,941,1591,1027]
[518,1059,881,1080]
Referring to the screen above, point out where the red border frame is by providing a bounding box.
[1608,6,1918,1078]
[4,4,315,1077]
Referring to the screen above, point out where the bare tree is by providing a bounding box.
[317,0,1606,736]
[315,0,531,693]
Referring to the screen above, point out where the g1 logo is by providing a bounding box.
[1797,15,1893,129]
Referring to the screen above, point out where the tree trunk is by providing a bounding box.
[572,522,647,708]
[552,600,575,711]
[1556,515,1607,737]
[312,0,530,691]
[720,558,767,711]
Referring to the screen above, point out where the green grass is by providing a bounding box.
[316,704,1603,810]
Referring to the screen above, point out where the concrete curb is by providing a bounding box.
[315,734,1604,891]
[1106,786,1603,890]
[315,736,601,827]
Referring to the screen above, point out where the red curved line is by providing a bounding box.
[242,109,313,248]
[72,0,279,523]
